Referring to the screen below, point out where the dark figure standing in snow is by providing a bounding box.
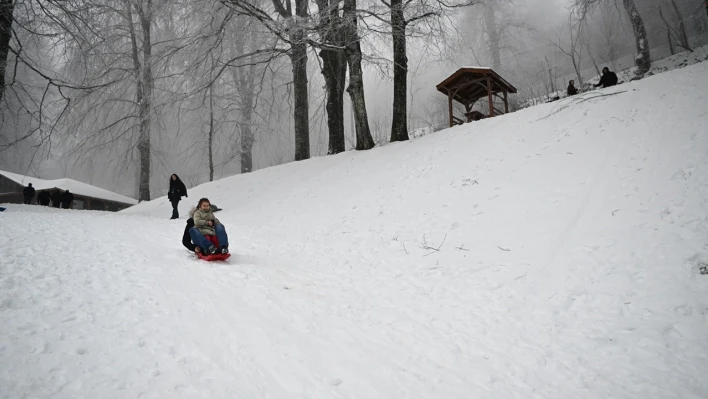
[61,190,74,209]
[595,67,618,88]
[182,217,199,253]
[567,80,578,96]
[37,191,51,206]
[23,183,35,204]
[51,190,62,208]
[168,174,188,219]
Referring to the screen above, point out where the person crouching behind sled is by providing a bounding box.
[189,198,229,255]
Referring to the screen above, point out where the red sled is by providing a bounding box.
[196,235,231,261]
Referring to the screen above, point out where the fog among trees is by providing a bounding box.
[1,0,706,199]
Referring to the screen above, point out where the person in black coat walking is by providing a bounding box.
[61,190,74,209]
[51,190,62,208]
[168,174,188,219]
[595,67,618,88]
[23,183,35,204]
[37,190,51,206]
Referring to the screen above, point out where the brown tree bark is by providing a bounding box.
[389,0,409,142]
[290,32,310,161]
[126,0,152,201]
[0,0,13,105]
[343,0,374,150]
[137,0,152,201]
[272,0,311,161]
[316,0,347,155]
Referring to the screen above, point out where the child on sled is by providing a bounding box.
[188,198,229,255]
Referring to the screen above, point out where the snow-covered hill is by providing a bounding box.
[2,61,708,399]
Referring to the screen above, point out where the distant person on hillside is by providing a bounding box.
[189,198,229,255]
[595,67,618,88]
[51,190,62,208]
[61,190,74,209]
[23,183,35,204]
[37,190,51,206]
[567,80,578,96]
[168,174,188,220]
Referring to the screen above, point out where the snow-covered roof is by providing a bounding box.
[0,169,138,205]
[459,66,491,70]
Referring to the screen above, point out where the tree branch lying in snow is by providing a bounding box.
[536,90,627,121]
[420,233,447,256]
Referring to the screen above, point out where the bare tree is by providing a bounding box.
[657,0,692,53]
[221,0,315,161]
[552,15,585,87]
[482,1,501,70]
[364,0,477,143]
[230,17,260,173]
[0,1,119,157]
[315,0,347,154]
[0,0,12,105]
[128,0,154,201]
[574,0,651,76]
[57,0,195,201]
[343,0,374,150]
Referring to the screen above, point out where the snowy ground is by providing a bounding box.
[2,61,708,398]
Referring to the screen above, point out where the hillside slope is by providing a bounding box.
[2,61,708,399]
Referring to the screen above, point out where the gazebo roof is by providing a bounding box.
[436,67,517,105]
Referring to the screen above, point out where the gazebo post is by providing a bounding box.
[448,90,453,127]
[487,77,494,117]
[503,90,509,114]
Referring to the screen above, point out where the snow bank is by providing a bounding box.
[0,169,138,205]
[2,61,708,398]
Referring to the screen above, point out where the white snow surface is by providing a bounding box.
[3,62,708,399]
[0,169,138,205]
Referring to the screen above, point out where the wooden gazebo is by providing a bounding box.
[436,67,517,127]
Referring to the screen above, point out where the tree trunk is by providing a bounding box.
[289,0,310,160]
[238,64,256,174]
[317,0,346,155]
[239,108,254,173]
[343,0,374,150]
[237,69,255,173]
[290,31,310,160]
[670,0,691,51]
[622,0,651,75]
[659,7,675,55]
[233,24,257,174]
[137,0,152,201]
[0,0,14,105]
[389,0,408,142]
[483,2,501,70]
[208,84,214,181]
[126,0,151,201]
